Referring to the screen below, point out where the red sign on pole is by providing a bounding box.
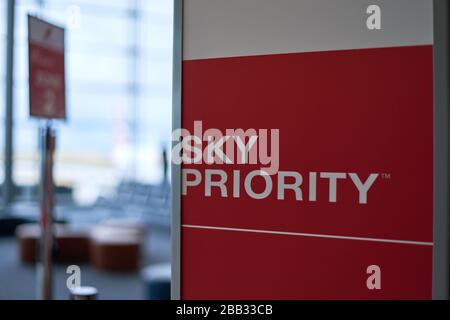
[28,15,66,119]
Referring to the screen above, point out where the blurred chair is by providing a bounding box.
[15,223,39,263]
[141,263,171,300]
[90,221,145,272]
[15,223,90,264]
[89,181,171,227]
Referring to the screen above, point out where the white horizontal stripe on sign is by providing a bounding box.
[29,16,65,52]
[183,0,433,60]
[182,225,434,246]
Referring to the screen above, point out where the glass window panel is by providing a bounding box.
[68,52,131,85]
[139,59,172,86]
[12,0,173,202]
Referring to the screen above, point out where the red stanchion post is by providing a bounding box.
[38,123,56,300]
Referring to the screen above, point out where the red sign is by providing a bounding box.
[178,0,435,299]
[28,15,66,119]
[181,46,433,299]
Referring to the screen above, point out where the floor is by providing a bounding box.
[0,226,171,300]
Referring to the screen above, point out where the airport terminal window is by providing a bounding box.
[0,0,173,300]
[13,0,173,204]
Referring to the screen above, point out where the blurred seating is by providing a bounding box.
[16,223,39,263]
[6,181,171,230]
[141,263,171,300]
[90,235,141,272]
[90,181,171,227]
[56,228,91,263]
[15,223,90,264]
[90,222,144,272]
[13,180,171,277]
[13,185,74,205]
[16,218,149,273]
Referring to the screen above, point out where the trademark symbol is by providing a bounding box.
[381,173,391,179]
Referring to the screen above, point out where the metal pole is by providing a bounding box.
[171,0,183,300]
[3,0,16,207]
[38,123,55,300]
[433,0,450,300]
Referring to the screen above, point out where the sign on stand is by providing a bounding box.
[28,15,66,300]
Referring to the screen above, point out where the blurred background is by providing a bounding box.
[0,0,173,300]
